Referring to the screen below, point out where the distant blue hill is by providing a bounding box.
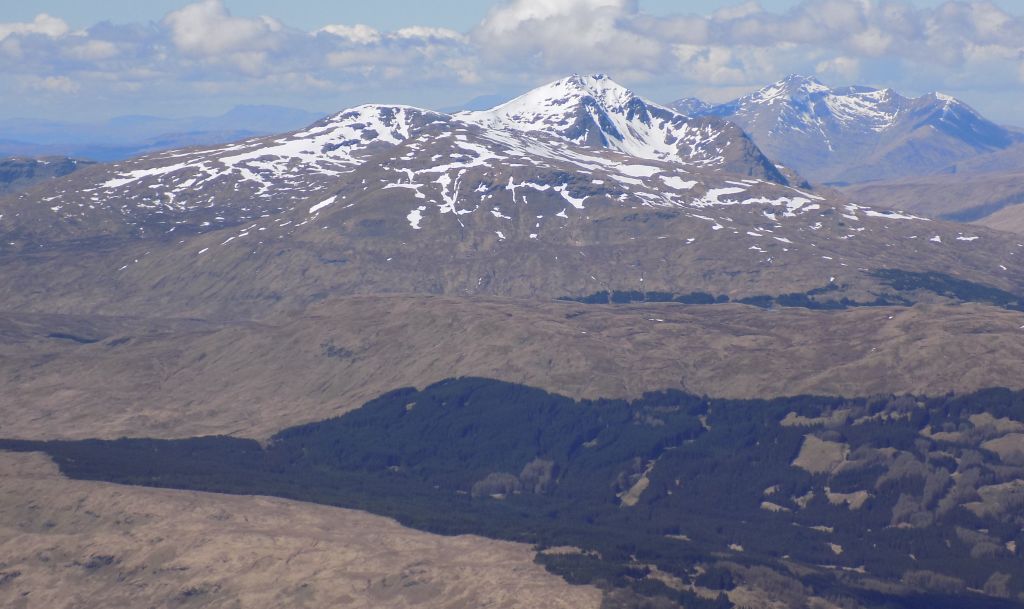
[0,105,326,162]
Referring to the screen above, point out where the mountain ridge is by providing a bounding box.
[674,75,1022,184]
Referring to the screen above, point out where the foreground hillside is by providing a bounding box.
[3,296,1024,441]
[0,451,599,609]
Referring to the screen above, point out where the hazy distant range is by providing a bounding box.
[0,105,329,162]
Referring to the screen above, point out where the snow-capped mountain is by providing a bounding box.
[675,75,1021,183]
[0,105,450,241]
[461,74,786,182]
[0,74,1020,319]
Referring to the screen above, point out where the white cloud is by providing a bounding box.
[479,0,628,36]
[163,0,282,56]
[2,0,1024,124]
[816,56,861,81]
[0,14,69,41]
[21,74,79,93]
[394,27,465,42]
[712,1,763,21]
[673,45,746,84]
[967,1,1014,38]
[849,27,893,56]
[319,24,381,45]
[65,39,119,61]
[474,0,662,72]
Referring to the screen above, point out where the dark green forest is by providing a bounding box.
[559,268,1024,312]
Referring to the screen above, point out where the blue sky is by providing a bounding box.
[6,1,1023,30]
[1,0,1023,124]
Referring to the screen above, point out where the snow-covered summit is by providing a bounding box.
[462,74,640,127]
[460,74,679,156]
[704,75,903,135]
[677,76,1021,182]
[751,75,831,104]
[459,74,781,177]
[93,104,448,193]
[685,75,1013,142]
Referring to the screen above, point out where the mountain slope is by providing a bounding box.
[841,169,1024,226]
[838,144,1024,232]
[675,75,1022,184]
[0,105,449,244]
[976,202,1024,234]
[3,297,1024,442]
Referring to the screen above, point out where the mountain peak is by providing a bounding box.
[754,75,831,102]
[490,73,639,115]
[457,73,658,153]
[781,74,825,87]
[926,91,971,111]
[561,73,618,91]
[457,75,783,179]
[567,72,611,83]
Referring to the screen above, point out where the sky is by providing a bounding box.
[1,0,1023,124]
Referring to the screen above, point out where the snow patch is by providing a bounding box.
[555,184,588,209]
[407,205,426,229]
[661,175,697,190]
[309,196,336,215]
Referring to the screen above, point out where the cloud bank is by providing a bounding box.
[0,0,1022,120]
